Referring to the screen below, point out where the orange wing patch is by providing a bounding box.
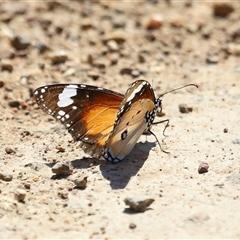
[73,104,119,158]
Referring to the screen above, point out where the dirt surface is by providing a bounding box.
[1,1,240,239]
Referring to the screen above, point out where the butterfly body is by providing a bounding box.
[34,80,161,162]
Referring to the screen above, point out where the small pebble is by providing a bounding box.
[49,50,68,64]
[72,173,88,189]
[215,183,224,188]
[179,104,193,113]
[33,176,39,182]
[14,188,26,202]
[109,52,119,65]
[231,27,240,41]
[0,80,4,88]
[213,3,234,17]
[223,128,228,133]
[107,40,119,51]
[87,70,100,80]
[8,100,20,108]
[138,54,146,63]
[201,25,213,38]
[52,161,73,177]
[63,68,76,77]
[0,173,13,181]
[9,35,30,51]
[58,191,68,200]
[80,18,94,30]
[92,59,107,69]
[112,18,126,28]
[186,23,198,33]
[20,102,29,110]
[206,53,219,64]
[145,31,156,41]
[169,16,184,28]
[23,182,31,189]
[146,14,163,30]
[1,60,13,72]
[129,223,136,229]
[131,69,140,78]
[5,147,16,154]
[124,196,155,212]
[227,43,240,56]
[198,161,209,174]
[34,42,49,54]
[103,30,127,44]
[56,146,65,153]
[120,68,132,75]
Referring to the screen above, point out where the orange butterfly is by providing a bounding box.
[34,80,197,163]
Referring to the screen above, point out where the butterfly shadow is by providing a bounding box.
[71,157,104,169]
[99,141,156,190]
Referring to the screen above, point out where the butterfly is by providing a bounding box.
[33,80,197,163]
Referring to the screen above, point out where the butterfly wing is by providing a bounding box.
[34,84,123,158]
[103,80,160,162]
[103,99,156,162]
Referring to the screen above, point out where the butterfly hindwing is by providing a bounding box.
[34,84,123,157]
[103,99,156,162]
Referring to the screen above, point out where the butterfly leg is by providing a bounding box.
[152,119,169,137]
[149,119,170,154]
[148,128,170,154]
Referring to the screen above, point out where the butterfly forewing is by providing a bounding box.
[34,84,123,157]
[103,80,160,162]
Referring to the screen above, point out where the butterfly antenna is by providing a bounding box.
[159,84,198,97]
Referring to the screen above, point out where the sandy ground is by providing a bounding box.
[0,1,240,239]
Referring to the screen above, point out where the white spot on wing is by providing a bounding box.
[125,82,146,103]
[57,85,78,107]
[58,110,65,116]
